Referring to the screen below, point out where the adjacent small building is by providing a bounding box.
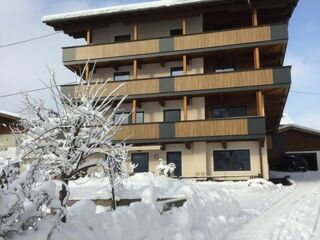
[0,110,20,151]
[43,0,298,179]
[268,115,320,171]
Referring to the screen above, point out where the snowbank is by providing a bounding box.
[13,174,291,240]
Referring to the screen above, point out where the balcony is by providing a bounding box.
[62,23,288,65]
[113,116,265,143]
[61,67,291,100]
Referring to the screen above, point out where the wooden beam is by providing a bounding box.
[132,100,137,124]
[182,16,187,35]
[183,55,187,75]
[85,64,90,80]
[222,141,227,149]
[256,91,265,116]
[254,47,260,69]
[251,8,258,27]
[133,23,138,40]
[133,60,138,79]
[160,144,166,151]
[183,96,188,121]
[86,29,91,45]
[159,99,165,107]
[185,142,192,150]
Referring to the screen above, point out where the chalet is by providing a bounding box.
[43,0,298,179]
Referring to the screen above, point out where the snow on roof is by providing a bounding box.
[43,0,219,22]
[0,110,20,120]
[280,113,294,126]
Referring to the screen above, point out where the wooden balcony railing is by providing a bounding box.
[62,23,288,64]
[113,117,266,143]
[61,67,291,100]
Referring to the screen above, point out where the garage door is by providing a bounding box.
[290,153,318,171]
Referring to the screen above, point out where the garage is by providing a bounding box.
[268,123,320,172]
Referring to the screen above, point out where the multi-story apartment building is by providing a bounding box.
[43,0,298,179]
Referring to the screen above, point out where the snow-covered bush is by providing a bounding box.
[0,160,64,239]
[155,159,176,177]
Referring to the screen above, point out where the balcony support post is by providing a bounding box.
[133,59,138,79]
[86,29,91,45]
[85,64,90,80]
[251,8,258,27]
[183,55,187,75]
[254,47,260,69]
[132,100,137,124]
[133,23,138,40]
[256,91,265,116]
[182,16,187,35]
[183,96,188,121]
[258,139,265,178]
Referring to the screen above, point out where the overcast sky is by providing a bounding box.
[0,0,319,129]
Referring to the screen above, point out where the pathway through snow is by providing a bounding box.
[226,172,320,240]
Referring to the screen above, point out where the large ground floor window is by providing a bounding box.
[213,150,251,171]
[131,153,149,173]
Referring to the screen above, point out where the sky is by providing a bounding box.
[0,0,319,129]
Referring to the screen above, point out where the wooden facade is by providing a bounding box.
[63,24,283,63]
[114,117,264,142]
[62,67,288,100]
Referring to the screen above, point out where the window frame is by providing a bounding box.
[114,34,131,42]
[211,106,247,119]
[214,65,235,73]
[135,111,144,124]
[170,28,183,36]
[163,109,181,123]
[113,71,130,81]
[114,111,132,125]
[213,149,251,172]
[170,66,184,77]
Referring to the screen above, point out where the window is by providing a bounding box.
[170,67,184,77]
[114,71,130,81]
[136,111,144,124]
[164,109,181,123]
[114,112,131,124]
[213,150,250,171]
[212,106,247,118]
[170,29,183,36]
[114,34,131,42]
[214,65,234,73]
[132,153,149,173]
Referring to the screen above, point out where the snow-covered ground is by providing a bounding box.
[14,172,320,240]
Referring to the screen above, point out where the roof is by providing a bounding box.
[42,0,219,23]
[0,110,20,121]
[279,124,320,137]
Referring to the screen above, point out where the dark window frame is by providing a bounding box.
[170,28,183,36]
[114,71,130,81]
[211,106,247,119]
[213,149,251,171]
[114,34,131,42]
[170,66,184,77]
[131,152,149,173]
[114,111,132,124]
[214,64,235,73]
[164,109,181,123]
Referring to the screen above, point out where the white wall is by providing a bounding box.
[92,58,204,81]
[92,15,203,44]
[206,141,265,178]
[119,97,205,122]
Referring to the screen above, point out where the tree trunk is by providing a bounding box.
[59,178,69,223]
[111,184,116,211]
